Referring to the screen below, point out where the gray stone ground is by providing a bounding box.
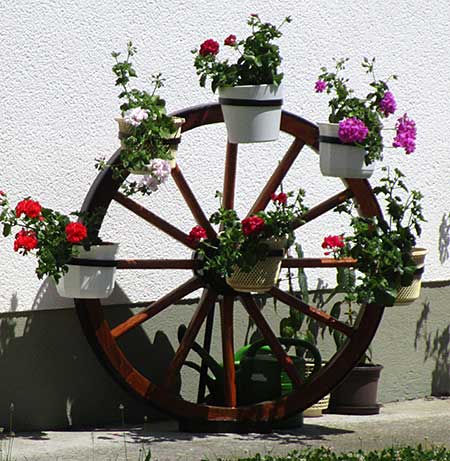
[5,398,450,461]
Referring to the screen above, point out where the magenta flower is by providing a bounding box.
[338,118,369,144]
[379,91,397,117]
[393,113,416,154]
[315,80,327,93]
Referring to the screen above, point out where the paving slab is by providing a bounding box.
[5,397,450,461]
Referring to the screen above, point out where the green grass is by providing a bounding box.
[208,446,450,461]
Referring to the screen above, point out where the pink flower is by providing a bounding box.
[315,80,327,93]
[379,91,397,117]
[393,113,416,154]
[199,39,220,56]
[338,118,369,144]
[123,107,149,127]
[224,34,236,46]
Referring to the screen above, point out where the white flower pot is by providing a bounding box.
[116,116,185,173]
[218,84,283,143]
[56,243,119,299]
[318,122,374,179]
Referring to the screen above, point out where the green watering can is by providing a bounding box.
[177,326,322,407]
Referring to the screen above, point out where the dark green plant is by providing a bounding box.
[196,190,308,279]
[317,57,400,165]
[96,41,177,196]
[193,15,291,93]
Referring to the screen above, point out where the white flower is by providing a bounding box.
[140,175,159,192]
[149,159,171,183]
[123,107,149,127]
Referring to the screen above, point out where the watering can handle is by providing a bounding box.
[244,337,322,376]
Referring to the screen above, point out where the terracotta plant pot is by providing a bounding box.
[318,122,374,179]
[116,116,185,173]
[226,237,287,293]
[328,364,383,415]
[55,243,119,299]
[218,84,283,143]
[395,247,427,305]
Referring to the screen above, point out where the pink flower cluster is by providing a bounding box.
[393,113,416,154]
[140,159,171,192]
[338,117,369,144]
[124,107,149,127]
[379,91,397,117]
[315,80,327,93]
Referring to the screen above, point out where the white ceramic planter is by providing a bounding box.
[116,116,185,173]
[318,122,374,179]
[56,243,119,299]
[218,84,283,143]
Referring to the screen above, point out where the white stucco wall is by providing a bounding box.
[1,0,449,312]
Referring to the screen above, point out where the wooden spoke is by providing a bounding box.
[111,277,204,339]
[270,286,354,337]
[247,137,305,216]
[282,257,357,268]
[240,294,303,389]
[292,188,354,230]
[223,142,238,210]
[163,288,217,391]
[116,259,201,270]
[197,305,215,404]
[114,192,197,249]
[171,165,217,240]
[220,295,237,407]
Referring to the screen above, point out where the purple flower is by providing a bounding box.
[150,159,171,182]
[393,113,416,154]
[379,91,397,117]
[315,80,327,93]
[338,118,369,144]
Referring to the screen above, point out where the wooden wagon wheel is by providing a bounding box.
[75,103,385,433]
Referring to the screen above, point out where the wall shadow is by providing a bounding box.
[438,212,450,263]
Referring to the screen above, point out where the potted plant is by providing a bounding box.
[315,57,417,178]
[188,189,308,293]
[192,14,291,143]
[96,41,184,196]
[0,192,118,299]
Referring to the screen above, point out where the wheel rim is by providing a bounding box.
[75,103,385,424]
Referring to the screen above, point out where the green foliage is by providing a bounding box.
[96,42,177,195]
[193,15,291,92]
[318,57,398,165]
[197,190,308,279]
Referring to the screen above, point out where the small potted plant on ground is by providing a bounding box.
[188,189,308,293]
[193,14,291,143]
[96,41,184,196]
[315,57,417,178]
[0,192,118,299]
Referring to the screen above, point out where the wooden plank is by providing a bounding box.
[116,259,200,270]
[223,142,238,210]
[281,257,357,268]
[220,295,237,407]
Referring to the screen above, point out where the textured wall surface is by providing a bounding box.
[1,0,450,312]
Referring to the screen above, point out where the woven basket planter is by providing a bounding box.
[395,247,427,305]
[303,362,330,417]
[116,116,185,173]
[226,237,287,293]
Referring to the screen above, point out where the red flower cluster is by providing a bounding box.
[271,192,287,205]
[224,34,236,46]
[322,234,345,255]
[0,191,5,196]
[199,39,220,56]
[65,222,88,244]
[241,216,265,236]
[15,199,42,219]
[14,229,38,252]
[187,225,207,243]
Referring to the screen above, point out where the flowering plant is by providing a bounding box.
[189,190,308,280]
[193,15,291,93]
[316,58,417,165]
[0,192,103,281]
[329,167,425,306]
[96,42,177,196]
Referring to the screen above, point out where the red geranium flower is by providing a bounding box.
[224,34,236,46]
[321,235,345,255]
[0,191,5,196]
[65,222,88,244]
[14,229,38,252]
[188,225,207,243]
[199,39,220,56]
[15,199,42,219]
[241,216,265,236]
[271,192,287,205]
